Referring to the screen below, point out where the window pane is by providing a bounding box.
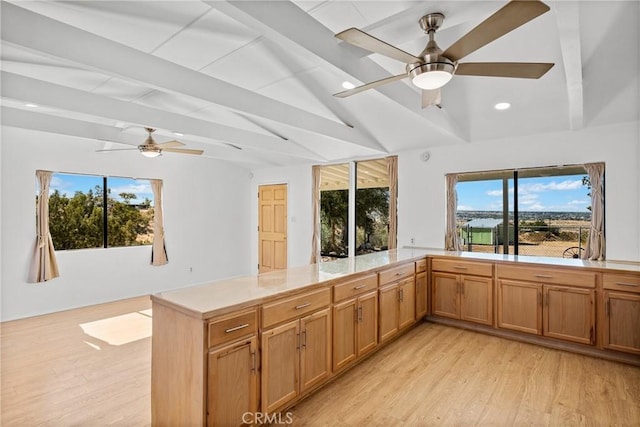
[48,173,104,250]
[107,177,154,247]
[516,173,591,258]
[457,179,505,254]
[320,164,349,261]
[355,159,389,256]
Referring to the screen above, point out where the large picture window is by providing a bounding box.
[456,165,599,259]
[46,172,154,250]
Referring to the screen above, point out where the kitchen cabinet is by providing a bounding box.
[379,277,415,343]
[602,273,640,354]
[431,259,493,326]
[497,265,596,344]
[261,289,331,413]
[332,291,378,372]
[415,259,428,319]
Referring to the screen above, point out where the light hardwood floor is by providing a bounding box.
[2,296,639,426]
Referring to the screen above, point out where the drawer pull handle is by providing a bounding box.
[295,303,311,310]
[225,323,249,333]
[453,266,468,270]
[395,271,405,276]
[535,274,553,279]
[353,284,367,290]
[615,282,639,287]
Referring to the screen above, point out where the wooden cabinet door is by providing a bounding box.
[432,273,460,319]
[357,291,378,357]
[207,337,258,427]
[398,278,416,330]
[498,280,542,335]
[261,320,299,413]
[300,308,331,394]
[603,291,640,354]
[543,286,595,345]
[332,299,357,372]
[415,271,428,319]
[379,283,399,343]
[461,276,493,326]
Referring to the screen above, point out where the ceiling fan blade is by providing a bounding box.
[333,73,407,98]
[162,147,204,155]
[442,0,550,62]
[155,140,185,148]
[95,148,138,152]
[455,62,554,78]
[336,28,421,64]
[422,89,442,109]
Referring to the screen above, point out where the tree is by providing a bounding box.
[356,188,389,251]
[320,190,348,254]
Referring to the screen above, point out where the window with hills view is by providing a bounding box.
[456,165,597,259]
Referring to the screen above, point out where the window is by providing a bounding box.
[46,173,154,250]
[318,158,394,262]
[456,165,597,259]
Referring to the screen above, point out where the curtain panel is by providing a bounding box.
[582,162,605,261]
[444,173,462,251]
[310,165,321,264]
[29,170,60,283]
[150,179,168,266]
[387,156,398,250]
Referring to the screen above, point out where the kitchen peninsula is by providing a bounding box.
[151,248,640,426]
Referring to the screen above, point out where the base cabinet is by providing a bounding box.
[379,278,415,343]
[432,273,493,326]
[261,308,331,413]
[543,286,595,345]
[333,291,378,372]
[603,291,640,354]
[207,338,258,426]
[497,279,542,334]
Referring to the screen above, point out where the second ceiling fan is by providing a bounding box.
[333,0,554,108]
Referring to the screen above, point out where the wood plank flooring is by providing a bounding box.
[2,296,639,426]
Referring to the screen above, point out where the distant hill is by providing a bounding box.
[458,211,591,222]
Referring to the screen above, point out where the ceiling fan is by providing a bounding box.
[333,0,554,108]
[97,128,204,157]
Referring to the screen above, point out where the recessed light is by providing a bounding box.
[172,131,184,136]
[25,103,39,108]
[494,102,511,110]
[342,81,355,90]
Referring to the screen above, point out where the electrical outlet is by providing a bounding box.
[189,267,193,273]
[410,238,415,244]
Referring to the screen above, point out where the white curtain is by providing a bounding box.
[387,156,398,250]
[444,174,462,251]
[310,165,321,264]
[150,179,168,266]
[29,170,60,282]
[582,163,605,261]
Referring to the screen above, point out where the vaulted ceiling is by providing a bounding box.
[1,1,638,168]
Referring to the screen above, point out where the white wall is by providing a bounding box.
[1,127,253,321]
[250,121,640,269]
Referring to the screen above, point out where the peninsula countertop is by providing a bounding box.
[151,247,640,319]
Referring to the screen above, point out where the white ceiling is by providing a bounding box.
[1,1,638,168]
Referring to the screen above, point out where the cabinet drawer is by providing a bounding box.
[432,259,492,277]
[497,265,595,288]
[416,259,427,273]
[262,287,330,328]
[208,308,258,348]
[333,274,377,303]
[603,273,640,294]
[379,263,415,286]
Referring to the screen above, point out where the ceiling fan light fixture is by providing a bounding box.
[409,62,455,90]
[140,148,162,158]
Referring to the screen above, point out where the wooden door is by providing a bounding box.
[543,286,595,345]
[398,278,416,330]
[378,283,399,343]
[357,291,378,357]
[498,280,542,335]
[432,273,460,319]
[261,320,299,413]
[258,184,287,273]
[461,276,493,326]
[415,271,428,320]
[207,337,257,427]
[332,299,357,372]
[603,291,640,354]
[300,308,331,394]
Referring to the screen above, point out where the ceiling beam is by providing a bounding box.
[1,71,322,161]
[552,1,584,130]
[207,0,469,142]
[1,2,384,152]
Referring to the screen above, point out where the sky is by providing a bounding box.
[48,173,154,204]
[457,175,591,212]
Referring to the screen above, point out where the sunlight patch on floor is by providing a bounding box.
[79,310,152,346]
